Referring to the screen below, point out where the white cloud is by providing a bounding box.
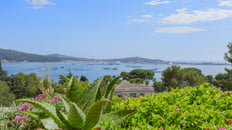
[130,19,148,23]
[145,0,172,5]
[155,27,204,33]
[162,8,232,24]
[142,14,153,18]
[25,0,55,9]
[219,0,232,7]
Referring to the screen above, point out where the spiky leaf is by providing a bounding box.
[56,108,73,130]
[68,103,86,129]
[100,110,137,125]
[95,88,102,101]
[58,95,71,113]
[84,99,111,130]
[105,76,121,99]
[66,76,85,103]
[41,117,59,130]
[79,76,104,110]
[60,74,70,82]
[21,112,58,130]
[19,111,40,120]
[103,89,115,113]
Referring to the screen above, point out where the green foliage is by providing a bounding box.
[92,75,112,94]
[121,69,154,84]
[130,78,144,84]
[80,75,88,82]
[153,78,166,92]
[129,69,154,80]
[180,68,206,87]
[109,83,232,129]
[145,80,149,85]
[17,75,136,130]
[59,71,74,85]
[0,81,15,106]
[162,65,182,89]
[206,75,214,84]
[0,62,7,81]
[162,66,207,90]
[0,103,42,129]
[214,72,232,91]
[224,42,232,63]
[6,72,41,99]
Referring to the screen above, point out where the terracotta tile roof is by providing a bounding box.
[115,80,154,92]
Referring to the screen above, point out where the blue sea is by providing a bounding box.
[2,62,231,83]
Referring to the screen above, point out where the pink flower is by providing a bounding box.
[62,94,66,97]
[183,91,187,94]
[35,94,46,99]
[47,99,56,102]
[225,120,232,123]
[209,95,214,98]
[54,96,61,101]
[218,128,226,130]
[175,109,181,112]
[17,103,32,112]
[160,128,164,130]
[12,116,27,123]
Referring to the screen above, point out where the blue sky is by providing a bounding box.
[1,0,232,62]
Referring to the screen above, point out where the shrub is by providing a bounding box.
[108,83,232,129]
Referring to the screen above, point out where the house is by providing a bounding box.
[114,80,154,98]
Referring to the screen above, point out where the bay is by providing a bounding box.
[2,62,231,83]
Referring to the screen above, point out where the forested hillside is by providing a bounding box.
[0,48,62,62]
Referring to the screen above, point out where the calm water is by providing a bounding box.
[2,62,231,83]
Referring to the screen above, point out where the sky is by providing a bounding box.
[0,0,232,62]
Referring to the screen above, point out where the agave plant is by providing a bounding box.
[17,75,137,130]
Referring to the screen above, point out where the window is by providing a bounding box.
[130,93,136,97]
[140,93,144,96]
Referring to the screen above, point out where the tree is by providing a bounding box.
[0,61,8,81]
[0,81,15,106]
[153,78,166,92]
[214,72,232,91]
[161,65,182,90]
[179,68,206,87]
[214,42,232,91]
[121,69,154,84]
[8,72,40,99]
[130,78,144,84]
[80,75,88,82]
[206,75,214,84]
[120,72,129,80]
[128,69,154,81]
[224,42,232,63]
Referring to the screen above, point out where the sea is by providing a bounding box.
[1,62,231,83]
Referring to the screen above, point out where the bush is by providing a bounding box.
[107,83,232,129]
[0,81,15,106]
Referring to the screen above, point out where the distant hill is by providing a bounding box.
[0,48,167,64]
[0,48,226,65]
[47,54,93,61]
[103,57,167,64]
[0,48,63,62]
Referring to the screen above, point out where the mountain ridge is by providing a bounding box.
[0,48,228,65]
[0,48,166,64]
